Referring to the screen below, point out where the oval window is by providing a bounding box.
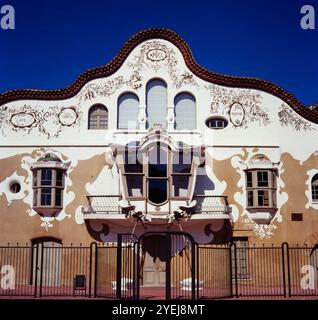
[10,182,21,193]
[205,117,228,130]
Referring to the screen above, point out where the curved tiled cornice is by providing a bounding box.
[0,28,317,123]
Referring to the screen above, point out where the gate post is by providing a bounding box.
[191,240,196,300]
[34,243,39,298]
[282,242,291,297]
[196,244,200,300]
[89,242,97,298]
[166,233,171,300]
[116,234,123,299]
[39,242,44,298]
[136,238,141,300]
[230,242,238,298]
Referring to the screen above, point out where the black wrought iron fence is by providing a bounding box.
[287,244,318,297]
[0,240,317,299]
[197,244,233,299]
[231,243,286,297]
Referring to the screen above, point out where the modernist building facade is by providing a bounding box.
[0,29,318,296]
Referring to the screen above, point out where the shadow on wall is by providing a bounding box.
[194,167,215,195]
[204,220,233,244]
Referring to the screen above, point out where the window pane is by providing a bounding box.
[172,176,190,197]
[205,117,228,129]
[118,93,139,129]
[55,189,62,206]
[88,105,108,130]
[56,170,63,187]
[247,190,254,207]
[257,171,269,187]
[41,169,52,186]
[174,93,196,130]
[148,146,167,177]
[312,185,318,201]
[146,79,167,128]
[40,188,52,206]
[127,175,143,197]
[231,238,249,280]
[124,150,143,173]
[246,172,253,188]
[33,171,38,187]
[148,179,167,204]
[272,190,277,207]
[33,189,38,206]
[257,190,269,206]
[173,152,192,173]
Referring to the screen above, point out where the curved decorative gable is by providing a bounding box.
[0,28,317,124]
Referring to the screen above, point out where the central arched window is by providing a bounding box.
[146,79,167,129]
[120,144,196,204]
[174,93,196,130]
[118,93,139,129]
[147,144,168,205]
[88,104,108,130]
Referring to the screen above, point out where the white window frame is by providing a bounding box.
[245,169,277,209]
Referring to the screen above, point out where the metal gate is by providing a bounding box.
[136,232,196,300]
[93,232,232,300]
[197,244,232,299]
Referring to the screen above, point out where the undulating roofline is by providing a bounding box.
[0,28,317,123]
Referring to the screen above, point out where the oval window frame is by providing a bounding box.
[205,116,229,130]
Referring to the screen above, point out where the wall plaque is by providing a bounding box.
[229,102,245,127]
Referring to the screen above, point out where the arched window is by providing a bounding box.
[174,93,196,130]
[146,79,167,129]
[312,174,318,202]
[118,93,139,129]
[88,104,108,130]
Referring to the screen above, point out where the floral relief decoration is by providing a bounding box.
[128,40,199,89]
[205,84,271,128]
[278,103,315,131]
[77,71,142,102]
[0,103,82,139]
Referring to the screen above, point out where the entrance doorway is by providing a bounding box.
[136,232,196,300]
[141,234,167,287]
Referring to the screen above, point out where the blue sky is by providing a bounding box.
[0,0,317,105]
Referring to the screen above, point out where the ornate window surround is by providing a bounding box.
[30,154,70,216]
[241,154,279,216]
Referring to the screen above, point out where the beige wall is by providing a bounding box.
[0,147,317,246]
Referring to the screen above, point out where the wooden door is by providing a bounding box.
[141,234,169,287]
